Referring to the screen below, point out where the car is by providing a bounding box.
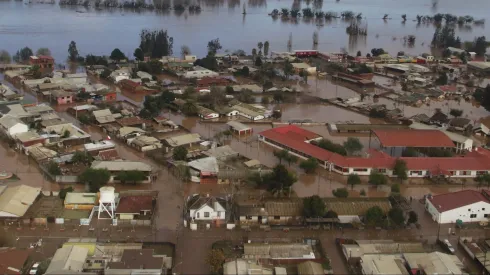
[29,262,40,275]
[444,239,455,254]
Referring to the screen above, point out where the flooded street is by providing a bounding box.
[1,0,489,61]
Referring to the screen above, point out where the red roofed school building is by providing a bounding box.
[425,190,490,223]
[258,125,490,179]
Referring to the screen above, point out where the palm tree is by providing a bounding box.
[181,102,198,115]
[257,42,263,56]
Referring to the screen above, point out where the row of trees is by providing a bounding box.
[0,47,52,64]
[271,9,363,21]
[79,168,147,192]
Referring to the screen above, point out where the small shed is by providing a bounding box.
[227,121,253,136]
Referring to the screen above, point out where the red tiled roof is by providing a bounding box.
[259,126,490,172]
[116,196,153,214]
[38,55,54,60]
[0,248,30,275]
[372,129,455,148]
[428,190,490,212]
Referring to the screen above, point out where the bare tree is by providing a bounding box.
[180,45,191,58]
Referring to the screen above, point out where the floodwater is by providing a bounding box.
[0,0,489,62]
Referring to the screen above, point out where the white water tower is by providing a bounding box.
[98,186,116,219]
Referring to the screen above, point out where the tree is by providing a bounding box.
[207,38,222,56]
[72,150,93,164]
[13,47,33,63]
[435,72,448,85]
[100,69,111,79]
[388,207,405,226]
[255,56,263,67]
[194,55,218,71]
[34,49,50,58]
[257,42,263,55]
[58,186,73,200]
[356,50,362,57]
[47,161,62,176]
[369,171,387,186]
[393,159,408,181]
[347,174,361,190]
[299,158,319,174]
[303,195,326,217]
[475,174,490,188]
[450,108,463,117]
[251,48,257,57]
[401,14,407,22]
[370,48,386,57]
[343,137,363,155]
[173,145,188,161]
[264,164,297,195]
[332,187,349,198]
[206,249,225,274]
[283,61,294,79]
[407,210,418,225]
[117,170,147,185]
[263,41,270,56]
[365,206,384,225]
[470,36,487,57]
[273,150,289,164]
[325,210,338,218]
[391,183,400,193]
[272,110,282,119]
[181,101,199,116]
[29,65,42,79]
[179,45,192,59]
[133,48,144,61]
[68,41,79,62]
[0,50,11,63]
[402,147,418,157]
[139,29,173,58]
[79,168,111,192]
[285,154,298,167]
[110,48,126,61]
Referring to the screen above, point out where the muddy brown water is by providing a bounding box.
[1,0,489,62]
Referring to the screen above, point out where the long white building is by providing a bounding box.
[426,190,490,224]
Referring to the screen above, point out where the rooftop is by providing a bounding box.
[227,121,252,132]
[116,116,145,127]
[0,248,31,275]
[118,126,145,137]
[45,245,89,274]
[116,196,154,214]
[91,160,152,172]
[97,149,120,161]
[203,145,239,160]
[360,254,408,275]
[188,157,219,173]
[428,189,490,213]
[243,243,315,260]
[0,185,41,217]
[165,133,201,147]
[0,115,25,129]
[64,193,97,205]
[325,198,392,216]
[372,129,455,148]
[84,140,116,152]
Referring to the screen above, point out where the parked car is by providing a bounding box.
[29,262,40,275]
[443,239,455,254]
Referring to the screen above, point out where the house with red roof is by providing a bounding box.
[426,190,490,224]
[258,125,490,178]
[29,55,54,69]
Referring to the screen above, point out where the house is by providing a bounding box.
[425,190,490,224]
[110,69,131,83]
[116,116,146,128]
[232,103,265,121]
[119,79,158,94]
[105,249,166,275]
[64,73,88,85]
[127,135,162,152]
[467,62,490,75]
[64,192,97,210]
[223,259,273,275]
[49,90,74,105]
[187,194,226,221]
[0,115,28,137]
[188,157,219,184]
[136,71,153,80]
[227,121,253,136]
[324,198,392,224]
[15,131,46,149]
[238,199,303,226]
[164,133,201,148]
[203,145,239,160]
[475,117,490,137]
[0,185,41,217]
[360,254,407,275]
[29,55,54,69]
[117,126,145,140]
[183,68,219,79]
[116,196,154,220]
[197,77,232,88]
[90,160,152,183]
[83,140,116,156]
[232,84,263,93]
[96,149,120,161]
[0,248,31,275]
[448,117,472,132]
[297,261,324,275]
[447,47,466,55]
[197,105,219,120]
[93,109,116,124]
[404,252,464,275]
[429,111,449,127]
[243,243,315,260]
[43,123,91,146]
[45,246,89,275]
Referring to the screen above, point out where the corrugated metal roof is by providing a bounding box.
[0,185,41,217]
[91,160,152,172]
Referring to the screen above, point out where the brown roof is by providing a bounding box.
[116,196,154,214]
[116,116,145,127]
[372,129,455,148]
[325,198,392,216]
[428,190,490,213]
[265,200,303,216]
[0,248,31,274]
[107,249,163,270]
[97,149,120,161]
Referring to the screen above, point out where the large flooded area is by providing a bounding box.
[1,0,489,61]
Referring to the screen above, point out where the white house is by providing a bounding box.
[110,69,131,83]
[183,69,219,79]
[0,115,28,137]
[232,104,265,121]
[425,190,490,224]
[188,195,226,221]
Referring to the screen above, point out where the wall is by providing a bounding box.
[426,199,490,224]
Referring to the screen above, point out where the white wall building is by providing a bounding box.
[110,69,130,83]
[425,190,490,224]
[0,115,28,137]
[188,195,226,221]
